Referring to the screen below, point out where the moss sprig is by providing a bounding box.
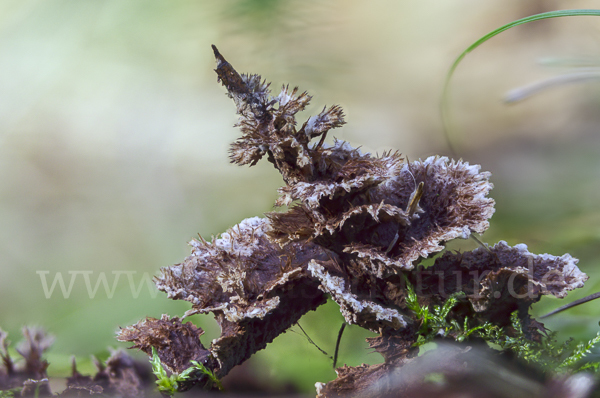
[0,388,21,398]
[150,347,223,395]
[480,312,600,373]
[404,278,600,374]
[404,277,486,346]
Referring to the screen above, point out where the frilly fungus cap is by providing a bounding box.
[117,46,589,397]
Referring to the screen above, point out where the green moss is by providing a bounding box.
[404,278,600,374]
[150,347,223,395]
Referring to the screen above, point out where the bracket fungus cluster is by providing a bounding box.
[0,328,150,397]
[117,46,589,397]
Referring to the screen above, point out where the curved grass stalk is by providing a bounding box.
[441,9,600,155]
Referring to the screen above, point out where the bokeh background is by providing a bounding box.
[1,0,600,393]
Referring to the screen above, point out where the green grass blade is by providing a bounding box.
[441,9,600,155]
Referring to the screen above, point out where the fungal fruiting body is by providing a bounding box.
[118,46,588,397]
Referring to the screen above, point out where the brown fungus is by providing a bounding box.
[154,216,331,322]
[116,46,590,397]
[122,217,331,379]
[0,328,154,397]
[415,241,588,326]
[117,315,210,376]
[0,327,53,395]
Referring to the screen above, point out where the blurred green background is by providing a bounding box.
[1,0,600,393]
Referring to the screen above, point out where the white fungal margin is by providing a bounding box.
[308,260,407,330]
